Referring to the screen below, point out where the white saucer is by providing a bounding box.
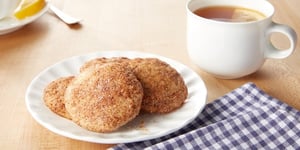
[0,2,48,35]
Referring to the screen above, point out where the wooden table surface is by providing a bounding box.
[0,0,299,149]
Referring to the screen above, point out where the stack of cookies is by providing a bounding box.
[43,57,188,133]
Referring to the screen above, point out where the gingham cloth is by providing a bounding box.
[111,82,300,150]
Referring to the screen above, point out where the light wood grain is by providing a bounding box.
[0,0,299,149]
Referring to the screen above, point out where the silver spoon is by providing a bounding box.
[48,3,81,25]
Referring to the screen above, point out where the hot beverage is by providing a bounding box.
[193,6,265,22]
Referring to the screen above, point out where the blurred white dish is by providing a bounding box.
[0,1,48,35]
[0,0,20,20]
[25,51,207,144]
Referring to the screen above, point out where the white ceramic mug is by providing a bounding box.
[0,0,21,19]
[186,0,297,79]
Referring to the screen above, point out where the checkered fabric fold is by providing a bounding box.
[111,82,300,150]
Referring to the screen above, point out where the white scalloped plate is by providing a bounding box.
[25,51,207,144]
[0,1,48,35]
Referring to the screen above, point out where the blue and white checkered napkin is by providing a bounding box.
[111,82,300,150]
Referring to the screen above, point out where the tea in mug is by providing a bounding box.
[193,6,266,22]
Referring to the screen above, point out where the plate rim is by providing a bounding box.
[25,50,207,144]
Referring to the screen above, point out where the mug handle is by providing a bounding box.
[265,22,297,59]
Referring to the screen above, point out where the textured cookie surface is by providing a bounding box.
[130,58,188,113]
[43,76,74,119]
[79,57,130,73]
[65,63,143,133]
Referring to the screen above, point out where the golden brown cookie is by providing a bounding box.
[79,57,130,73]
[130,58,188,113]
[65,63,143,133]
[43,76,74,120]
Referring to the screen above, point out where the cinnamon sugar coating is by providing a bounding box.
[64,63,143,133]
[43,76,74,119]
[130,58,188,113]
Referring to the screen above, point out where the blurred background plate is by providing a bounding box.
[0,1,48,35]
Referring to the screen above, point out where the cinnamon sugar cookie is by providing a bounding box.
[43,76,74,119]
[79,57,130,73]
[131,58,188,113]
[65,63,143,133]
